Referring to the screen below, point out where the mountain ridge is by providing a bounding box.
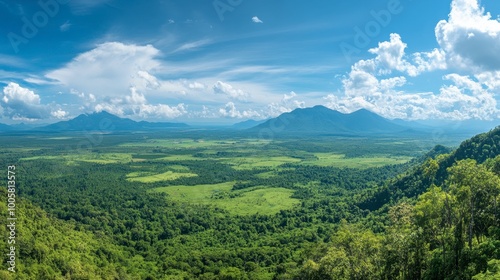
[248,105,406,134]
[40,111,188,132]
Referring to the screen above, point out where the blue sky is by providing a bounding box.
[1,0,500,123]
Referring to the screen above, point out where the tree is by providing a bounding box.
[447,160,500,249]
[315,221,383,280]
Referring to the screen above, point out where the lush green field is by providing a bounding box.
[127,171,198,183]
[302,153,413,168]
[221,156,302,170]
[151,183,300,215]
[20,152,133,164]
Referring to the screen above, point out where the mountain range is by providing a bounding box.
[0,107,497,134]
[0,123,13,132]
[39,111,188,132]
[248,105,408,134]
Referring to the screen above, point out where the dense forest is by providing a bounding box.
[0,127,499,279]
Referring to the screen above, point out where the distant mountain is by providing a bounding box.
[231,119,267,130]
[0,123,13,132]
[248,105,406,134]
[10,123,47,130]
[40,111,188,132]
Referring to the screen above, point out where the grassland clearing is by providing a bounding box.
[21,153,133,164]
[301,153,412,168]
[221,156,301,170]
[151,183,300,215]
[126,171,198,183]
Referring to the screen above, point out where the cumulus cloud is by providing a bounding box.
[252,16,263,23]
[46,42,161,96]
[51,109,69,119]
[219,102,260,119]
[360,33,446,77]
[211,91,305,119]
[329,72,498,120]
[336,0,500,122]
[213,81,249,100]
[2,82,40,105]
[266,92,306,117]
[1,82,48,120]
[43,42,194,119]
[368,34,419,76]
[93,87,186,119]
[436,0,500,71]
[135,70,161,90]
[475,71,500,91]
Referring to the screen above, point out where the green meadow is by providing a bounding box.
[126,171,198,183]
[21,152,133,164]
[151,183,300,216]
[302,153,413,169]
[221,156,302,170]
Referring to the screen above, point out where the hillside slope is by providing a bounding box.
[0,188,150,279]
[360,126,500,210]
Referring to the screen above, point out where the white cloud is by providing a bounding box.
[1,83,47,120]
[435,0,500,71]
[94,87,186,119]
[213,81,248,100]
[330,71,498,120]
[475,71,500,91]
[136,103,187,119]
[23,76,59,85]
[125,87,147,105]
[188,82,206,90]
[51,109,69,119]
[252,16,263,23]
[219,102,260,119]
[266,92,305,117]
[46,42,161,97]
[214,91,306,119]
[413,48,448,73]
[135,70,160,90]
[42,42,195,119]
[171,39,212,53]
[2,82,40,105]
[336,9,500,121]
[368,34,419,76]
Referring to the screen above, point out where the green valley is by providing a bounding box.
[0,127,498,279]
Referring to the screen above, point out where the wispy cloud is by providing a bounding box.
[252,16,263,23]
[171,39,212,54]
[60,21,72,32]
[0,55,27,68]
